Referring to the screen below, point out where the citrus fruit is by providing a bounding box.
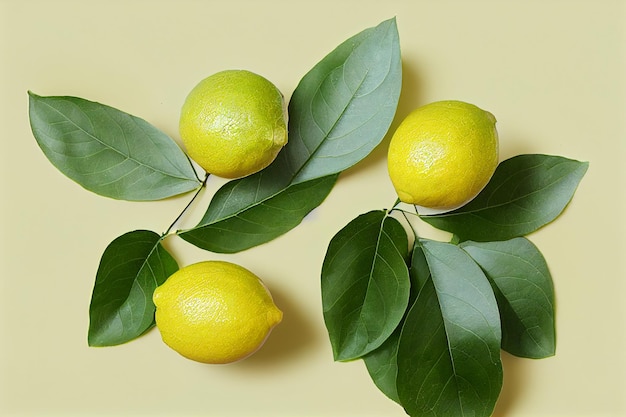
[179,69,288,179]
[387,100,499,213]
[153,260,283,364]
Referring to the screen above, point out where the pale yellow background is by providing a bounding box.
[1,1,625,416]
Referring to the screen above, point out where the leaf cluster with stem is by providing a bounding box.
[26,15,588,417]
[321,153,587,417]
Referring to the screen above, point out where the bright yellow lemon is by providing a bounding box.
[153,261,283,364]
[387,100,499,213]
[179,70,288,179]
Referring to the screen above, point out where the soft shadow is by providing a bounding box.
[340,59,426,181]
[233,285,320,369]
[492,352,528,417]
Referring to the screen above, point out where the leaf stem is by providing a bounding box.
[386,199,420,243]
[389,201,418,219]
[162,173,209,237]
[187,154,205,183]
[400,210,420,241]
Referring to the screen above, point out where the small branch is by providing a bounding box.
[162,173,209,237]
[387,198,421,242]
[389,201,418,218]
[187,153,205,183]
[400,210,419,241]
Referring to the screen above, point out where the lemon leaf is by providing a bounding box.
[460,238,556,359]
[396,239,502,417]
[321,210,410,361]
[282,17,402,184]
[420,154,589,241]
[363,328,402,404]
[88,230,178,347]
[178,18,401,252]
[179,174,337,253]
[28,92,201,201]
[362,243,430,404]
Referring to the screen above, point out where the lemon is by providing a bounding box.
[179,70,288,179]
[387,100,499,213]
[153,260,283,364]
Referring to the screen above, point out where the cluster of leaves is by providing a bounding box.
[28,19,401,345]
[321,152,587,416]
[28,16,588,417]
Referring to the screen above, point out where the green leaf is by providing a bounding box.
[420,154,589,242]
[408,242,431,293]
[321,210,410,361]
[180,174,337,253]
[281,17,402,184]
[396,239,502,417]
[460,238,556,358]
[363,328,402,404]
[363,243,430,404]
[28,92,200,201]
[178,17,401,253]
[88,230,178,346]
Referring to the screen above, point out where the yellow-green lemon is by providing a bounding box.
[387,100,499,213]
[179,70,288,179]
[153,260,283,364]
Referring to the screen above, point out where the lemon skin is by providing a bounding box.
[153,261,283,364]
[387,100,498,212]
[179,70,288,179]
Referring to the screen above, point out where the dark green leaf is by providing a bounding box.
[363,243,430,404]
[408,242,431,293]
[28,92,200,201]
[397,239,502,417]
[178,18,401,253]
[88,230,178,346]
[421,154,589,241]
[460,238,556,358]
[363,328,402,404]
[282,17,402,184]
[179,174,337,253]
[321,210,410,361]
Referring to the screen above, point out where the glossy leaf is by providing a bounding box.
[421,154,589,241]
[363,327,402,404]
[179,18,401,253]
[321,210,410,361]
[28,92,200,201]
[88,230,178,346]
[397,239,502,417]
[282,17,402,184]
[180,174,337,253]
[461,238,556,358]
[363,243,430,404]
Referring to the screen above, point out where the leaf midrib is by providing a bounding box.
[36,96,196,182]
[290,20,396,185]
[423,164,573,223]
[424,159,583,219]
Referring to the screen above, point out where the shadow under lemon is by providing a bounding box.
[228,284,322,369]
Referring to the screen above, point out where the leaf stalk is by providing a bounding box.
[163,173,209,237]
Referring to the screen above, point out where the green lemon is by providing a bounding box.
[153,261,283,364]
[387,100,499,213]
[179,70,288,179]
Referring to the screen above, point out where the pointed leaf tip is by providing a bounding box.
[421,154,589,241]
[179,18,402,253]
[28,93,200,201]
[88,230,178,346]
